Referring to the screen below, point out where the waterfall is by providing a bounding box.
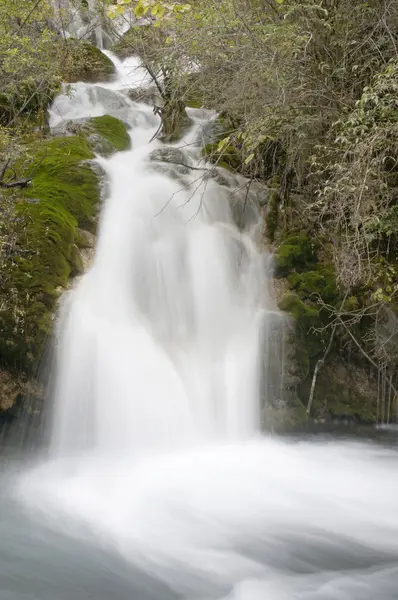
[10,51,398,600]
[48,51,274,457]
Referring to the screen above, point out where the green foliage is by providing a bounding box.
[278,294,319,321]
[201,142,240,171]
[288,267,337,303]
[107,0,191,23]
[0,0,62,127]
[312,59,398,291]
[274,234,317,276]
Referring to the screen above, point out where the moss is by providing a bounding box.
[88,115,131,153]
[278,293,319,320]
[60,40,115,83]
[24,136,97,228]
[275,234,317,276]
[288,267,338,303]
[277,240,377,425]
[59,115,130,157]
[0,135,100,371]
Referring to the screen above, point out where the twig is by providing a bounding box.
[17,0,44,32]
[337,315,398,399]
[0,159,11,184]
[306,324,337,415]
[306,293,347,415]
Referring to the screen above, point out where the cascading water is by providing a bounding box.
[2,52,398,600]
[48,50,269,456]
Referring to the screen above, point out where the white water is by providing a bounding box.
[3,53,398,600]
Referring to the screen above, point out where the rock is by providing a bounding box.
[59,40,115,84]
[127,87,162,106]
[70,243,84,275]
[88,115,131,153]
[94,87,132,115]
[149,147,187,165]
[160,103,193,144]
[148,146,192,179]
[0,370,23,411]
[82,160,108,202]
[75,228,96,249]
[208,167,236,187]
[51,115,130,157]
[86,133,115,157]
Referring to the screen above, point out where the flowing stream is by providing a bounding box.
[1,52,398,600]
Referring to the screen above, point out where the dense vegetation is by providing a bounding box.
[0,0,397,425]
[0,1,128,412]
[107,0,398,424]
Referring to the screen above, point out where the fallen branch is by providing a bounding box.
[0,178,31,189]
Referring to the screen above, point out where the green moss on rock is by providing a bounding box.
[275,229,378,426]
[60,40,115,83]
[287,267,338,303]
[0,135,100,371]
[88,115,131,154]
[24,136,98,228]
[275,234,317,276]
[57,115,131,157]
[278,293,319,320]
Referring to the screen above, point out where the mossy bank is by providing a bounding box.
[0,115,129,416]
[267,230,385,431]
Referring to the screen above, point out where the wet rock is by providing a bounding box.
[94,87,132,114]
[148,147,192,179]
[60,41,115,84]
[127,86,162,106]
[149,147,187,165]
